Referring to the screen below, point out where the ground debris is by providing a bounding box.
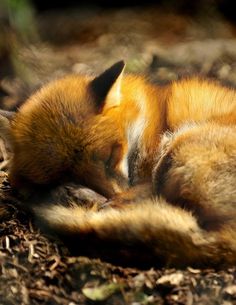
[1,180,236,305]
[1,5,236,305]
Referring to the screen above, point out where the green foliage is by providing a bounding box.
[1,0,38,42]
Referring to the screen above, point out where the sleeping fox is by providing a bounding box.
[1,60,236,267]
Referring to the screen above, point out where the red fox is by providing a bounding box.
[1,60,236,267]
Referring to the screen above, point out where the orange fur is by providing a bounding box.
[1,61,236,267]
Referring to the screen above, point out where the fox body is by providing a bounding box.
[1,61,236,267]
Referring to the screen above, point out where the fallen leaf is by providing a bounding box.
[82,283,121,301]
[224,285,236,296]
[157,273,184,286]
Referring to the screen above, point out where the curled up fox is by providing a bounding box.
[1,60,236,267]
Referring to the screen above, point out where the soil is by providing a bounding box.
[1,5,236,305]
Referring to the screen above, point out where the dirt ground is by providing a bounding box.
[1,5,236,305]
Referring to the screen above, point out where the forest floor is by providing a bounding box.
[1,5,236,305]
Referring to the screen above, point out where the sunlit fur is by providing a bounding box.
[35,198,236,268]
[1,62,236,267]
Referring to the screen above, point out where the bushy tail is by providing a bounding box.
[34,199,236,268]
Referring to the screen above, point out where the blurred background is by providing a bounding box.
[1,0,236,110]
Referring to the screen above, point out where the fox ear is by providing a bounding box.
[90,60,125,112]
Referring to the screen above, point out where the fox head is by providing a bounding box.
[0,61,129,198]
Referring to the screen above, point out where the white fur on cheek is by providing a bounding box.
[119,115,146,178]
[119,153,129,178]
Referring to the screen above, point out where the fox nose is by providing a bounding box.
[90,176,128,199]
[101,171,129,197]
[110,179,128,194]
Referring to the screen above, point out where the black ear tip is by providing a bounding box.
[90,60,125,110]
[116,60,125,67]
[113,60,125,72]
